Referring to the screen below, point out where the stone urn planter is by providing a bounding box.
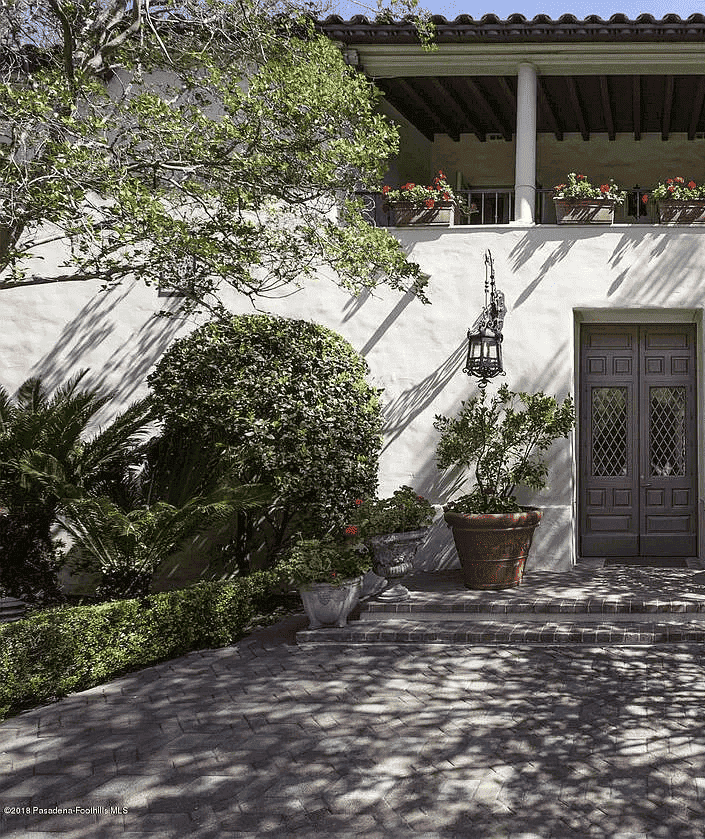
[657,199,705,224]
[368,528,429,601]
[387,201,456,227]
[444,508,542,590]
[554,198,615,224]
[298,576,364,629]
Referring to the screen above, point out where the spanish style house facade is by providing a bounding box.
[4,14,705,574]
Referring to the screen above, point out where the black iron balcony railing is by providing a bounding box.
[357,187,658,226]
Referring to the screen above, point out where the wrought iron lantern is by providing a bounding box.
[464,250,506,388]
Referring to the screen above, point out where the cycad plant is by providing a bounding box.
[0,371,152,603]
[59,483,272,600]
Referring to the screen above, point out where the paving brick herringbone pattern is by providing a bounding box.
[3,606,705,838]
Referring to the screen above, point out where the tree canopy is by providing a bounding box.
[0,0,430,311]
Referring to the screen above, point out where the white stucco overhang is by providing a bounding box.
[344,41,705,78]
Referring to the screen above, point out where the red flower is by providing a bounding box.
[666,178,674,185]
[354,499,363,506]
[424,198,435,209]
[642,193,649,204]
[345,525,358,536]
[577,174,586,180]
[689,180,697,189]
[668,184,675,192]
[600,184,610,194]
[438,170,445,177]
[675,176,685,184]
[382,185,390,194]
[402,182,415,191]
[442,192,450,200]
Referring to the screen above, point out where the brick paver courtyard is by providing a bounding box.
[2,609,705,838]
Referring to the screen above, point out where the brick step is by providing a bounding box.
[361,597,705,617]
[296,616,705,646]
[0,597,27,623]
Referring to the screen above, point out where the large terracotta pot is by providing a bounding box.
[554,198,615,224]
[444,508,542,590]
[368,528,429,601]
[298,576,363,629]
[657,199,705,224]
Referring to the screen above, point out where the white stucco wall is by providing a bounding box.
[4,224,705,572]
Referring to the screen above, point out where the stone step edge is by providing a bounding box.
[297,618,705,645]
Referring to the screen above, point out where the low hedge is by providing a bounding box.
[0,570,285,722]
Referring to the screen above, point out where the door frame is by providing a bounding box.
[573,308,703,563]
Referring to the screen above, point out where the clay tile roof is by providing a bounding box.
[318,13,705,43]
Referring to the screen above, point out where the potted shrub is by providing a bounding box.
[382,171,458,226]
[348,486,435,600]
[278,537,372,628]
[647,177,705,223]
[434,384,575,590]
[553,172,626,224]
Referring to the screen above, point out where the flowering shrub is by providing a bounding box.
[278,537,372,587]
[553,172,626,204]
[382,171,455,208]
[648,177,705,201]
[347,486,435,537]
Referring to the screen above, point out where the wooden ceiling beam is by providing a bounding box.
[458,77,512,141]
[430,78,483,141]
[599,75,615,141]
[538,77,563,141]
[632,75,641,140]
[662,74,674,141]
[378,79,444,141]
[688,77,705,140]
[566,76,589,140]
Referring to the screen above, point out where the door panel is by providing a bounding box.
[580,324,697,557]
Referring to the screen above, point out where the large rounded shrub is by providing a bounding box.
[148,314,382,568]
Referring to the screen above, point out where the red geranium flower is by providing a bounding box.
[442,192,450,200]
[382,185,390,194]
[600,184,610,194]
[424,198,435,209]
[345,525,358,536]
[675,176,685,184]
[354,499,363,506]
[668,184,675,192]
[403,182,415,191]
[666,178,674,184]
[642,193,649,204]
[689,180,697,189]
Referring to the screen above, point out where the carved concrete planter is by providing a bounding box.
[444,508,542,590]
[298,576,363,629]
[657,199,705,224]
[387,201,456,227]
[554,198,615,224]
[368,528,429,601]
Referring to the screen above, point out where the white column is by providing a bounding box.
[514,62,537,224]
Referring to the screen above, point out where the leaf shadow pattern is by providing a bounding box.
[29,284,186,415]
[3,640,705,837]
[381,339,467,453]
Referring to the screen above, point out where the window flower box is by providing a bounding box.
[656,199,705,224]
[554,198,616,225]
[387,200,456,227]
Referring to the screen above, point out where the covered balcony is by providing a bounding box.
[321,13,705,226]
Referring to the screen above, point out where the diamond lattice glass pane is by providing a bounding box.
[591,387,628,477]
[650,387,686,477]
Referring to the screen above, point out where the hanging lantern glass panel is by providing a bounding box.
[464,250,506,388]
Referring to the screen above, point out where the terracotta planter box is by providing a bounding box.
[554,198,615,225]
[657,199,705,224]
[386,201,455,227]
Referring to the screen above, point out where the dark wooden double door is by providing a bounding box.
[580,324,697,557]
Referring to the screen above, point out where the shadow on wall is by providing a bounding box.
[381,338,467,452]
[31,284,186,412]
